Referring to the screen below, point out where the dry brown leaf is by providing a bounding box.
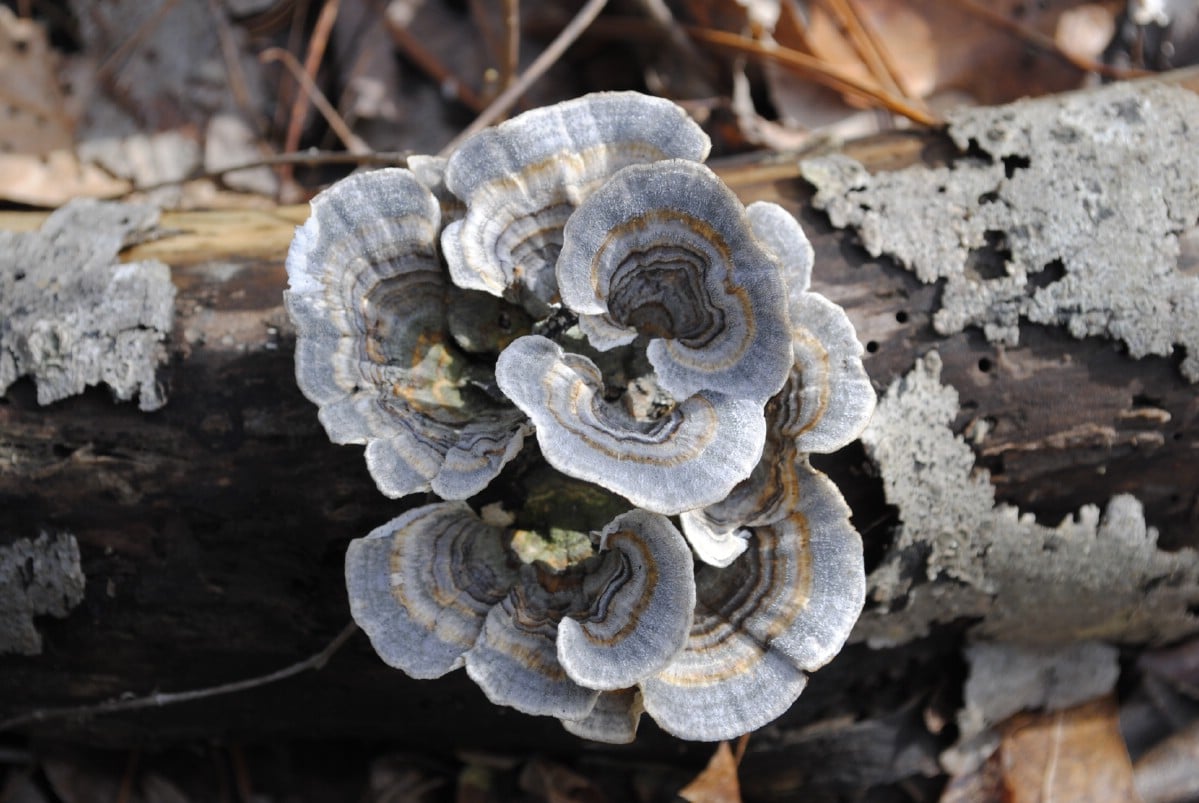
[766,0,1123,113]
[42,756,129,803]
[998,695,1142,803]
[678,741,742,803]
[939,752,1005,803]
[0,151,129,206]
[0,7,73,155]
[1055,4,1118,62]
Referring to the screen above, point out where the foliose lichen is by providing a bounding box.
[0,199,175,410]
[801,81,1199,382]
[0,531,86,656]
[855,351,1199,648]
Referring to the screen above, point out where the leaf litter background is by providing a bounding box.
[1,0,1198,801]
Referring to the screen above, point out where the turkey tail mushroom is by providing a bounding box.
[287,92,874,746]
[494,334,767,515]
[643,466,865,741]
[284,168,530,501]
[344,502,515,678]
[441,92,711,315]
[556,159,794,407]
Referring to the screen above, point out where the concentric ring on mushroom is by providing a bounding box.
[284,91,876,743]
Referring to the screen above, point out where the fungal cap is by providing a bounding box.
[561,689,645,744]
[677,511,750,568]
[642,465,865,740]
[557,510,696,690]
[494,334,767,515]
[285,167,529,501]
[441,92,711,311]
[464,577,601,721]
[557,160,793,406]
[747,200,876,454]
[344,502,514,679]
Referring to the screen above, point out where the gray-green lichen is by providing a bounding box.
[0,199,175,410]
[0,531,86,655]
[854,352,1199,647]
[802,81,1199,381]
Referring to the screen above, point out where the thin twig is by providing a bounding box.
[0,622,359,733]
[281,0,341,166]
[686,26,941,127]
[119,148,409,197]
[438,0,610,157]
[633,0,718,90]
[844,0,910,97]
[205,0,256,120]
[945,0,1152,80]
[95,0,182,83]
[823,0,908,100]
[274,0,313,134]
[503,0,521,90]
[117,750,140,803]
[261,47,369,154]
[385,19,488,112]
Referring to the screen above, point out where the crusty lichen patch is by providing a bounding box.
[0,199,175,410]
[801,81,1199,381]
[0,531,86,655]
[854,352,1199,647]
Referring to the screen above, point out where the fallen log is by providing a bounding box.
[1,73,1197,796]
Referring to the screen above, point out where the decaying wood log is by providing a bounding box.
[0,74,1197,794]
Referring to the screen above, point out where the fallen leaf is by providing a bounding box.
[1055,4,1117,62]
[0,6,73,155]
[998,695,1141,803]
[0,151,129,206]
[939,752,1004,803]
[678,741,741,803]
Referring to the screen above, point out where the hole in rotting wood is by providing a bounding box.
[1002,155,1031,178]
[865,340,879,354]
[1028,258,1066,289]
[977,357,993,373]
[895,310,909,324]
[964,230,1011,281]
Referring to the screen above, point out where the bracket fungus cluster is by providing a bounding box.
[285,92,876,742]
